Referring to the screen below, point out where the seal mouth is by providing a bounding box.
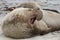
[29,16,36,24]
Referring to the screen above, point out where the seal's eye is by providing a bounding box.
[37,8,40,10]
[28,9,33,11]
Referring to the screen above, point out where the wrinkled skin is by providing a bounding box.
[2,8,42,39]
